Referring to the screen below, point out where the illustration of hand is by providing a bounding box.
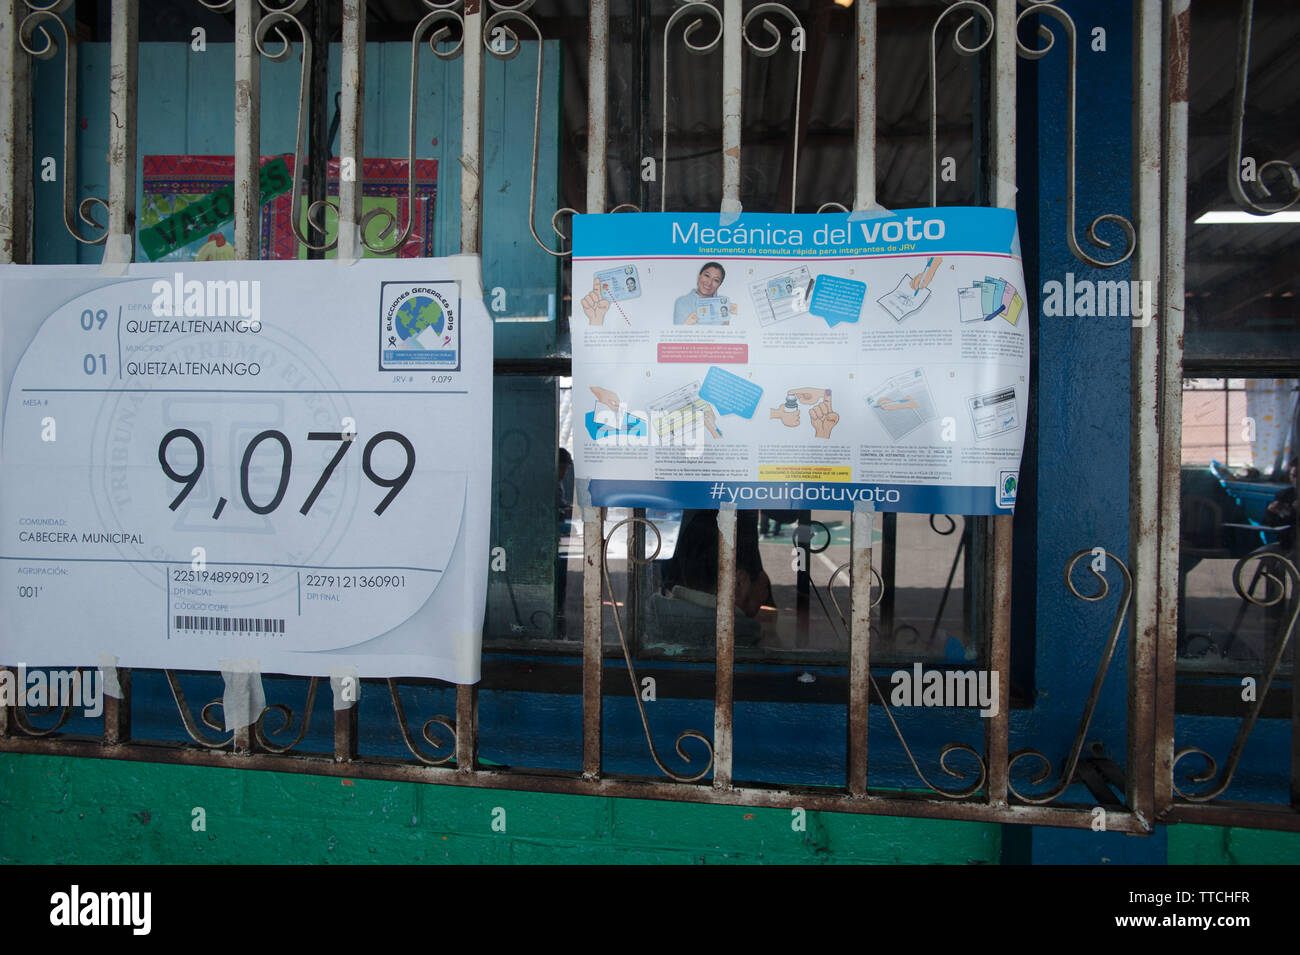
[702,405,722,439]
[810,397,839,439]
[590,386,621,412]
[770,404,800,427]
[877,395,919,411]
[910,256,943,291]
[789,387,830,405]
[685,312,699,325]
[581,277,611,325]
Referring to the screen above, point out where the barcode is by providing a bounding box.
[174,615,285,634]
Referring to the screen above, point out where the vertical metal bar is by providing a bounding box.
[338,0,364,260]
[853,0,876,210]
[460,0,484,255]
[454,0,486,774]
[103,667,130,745]
[305,0,328,256]
[105,0,137,253]
[455,675,477,773]
[587,0,607,214]
[879,512,896,638]
[714,507,737,790]
[234,0,260,259]
[983,0,1017,809]
[1156,0,1190,816]
[330,0,365,762]
[0,667,12,735]
[848,502,874,796]
[0,0,31,264]
[1128,0,1163,828]
[582,506,605,778]
[720,0,741,210]
[581,5,609,780]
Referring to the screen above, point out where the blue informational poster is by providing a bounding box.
[572,208,1029,514]
[0,258,492,681]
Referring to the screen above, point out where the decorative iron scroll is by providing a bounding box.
[389,679,458,766]
[1008,549,1132,804]
[1173,552,1297,802]
[359,0,465,255]
[661,2,723,212]
[19,0,109,245]
[930,1,994,208]
[828,559,988,799]
[253,0,339,252]
[164,669,233,749]
[1016,2,1135,268]
[742,2,804,213]
[1226,0,1299,215]
[602,517,714,782]
[255,677,319,753]
[485,0,576,256]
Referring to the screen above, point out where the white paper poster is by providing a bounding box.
[0,258,492,681]
[572,209,1030,514]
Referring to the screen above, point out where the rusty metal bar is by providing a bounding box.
[103,665,130,745]
[582,505,605,778]
[453,0,485,773]
[1127,0,1163,830]
[982,0,1016,810]
[853,0,876,210]
[586,0,607,214]
[714,507,737,790]
[1156,0,1189,814]
[455,680,477,773]
[1,0,31,265]
[848,502,874,796]
[233,0,260,259]
[105,0,137,257]
[0,732,1155,832]
[334,699,357,763]
[721,0,741,212]
[337,0,365,261]
[460,0,484,254]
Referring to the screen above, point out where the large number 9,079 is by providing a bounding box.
[157,429,415,517]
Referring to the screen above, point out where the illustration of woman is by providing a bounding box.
[673,262,733,325]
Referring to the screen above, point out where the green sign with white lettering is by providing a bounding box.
[138,157,293,261]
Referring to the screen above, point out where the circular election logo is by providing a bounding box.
[394,295,444,342]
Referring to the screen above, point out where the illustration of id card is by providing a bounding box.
[967,386,1019,440]
[694,295,731,324]
[596,265,642,301]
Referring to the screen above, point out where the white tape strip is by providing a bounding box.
[576,477,593,509]
[98,233,133,276]
[335,220,362,265]
[98,653,122,699]
[717,502,737,546]
[219,658,266,731]
[720,199,743,225]
[329,666,360,711]
[848,203,891,221]
[447,253,485,301]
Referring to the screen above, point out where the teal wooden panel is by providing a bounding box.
[34,39,563,357]
[482,41,561,357]
[184,44,229,153]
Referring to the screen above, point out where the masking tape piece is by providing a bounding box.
[98,234,133,276]
[329,666,360,711]
[448,253,485,302]
[335,221,362,265]
[717,502,737,546]
[219,658,266,731]
[720,199,743,224]
[98,653,122,699]
[577,477,593,509]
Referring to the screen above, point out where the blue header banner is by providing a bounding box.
[573,207,1021,260]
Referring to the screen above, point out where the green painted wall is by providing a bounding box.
[1166,824,1300,866]
[1,753,998,864]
